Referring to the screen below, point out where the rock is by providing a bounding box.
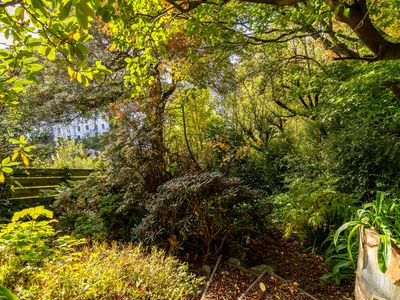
[201,264,211,276]
[226,257,241,266]
[249,264,273,276]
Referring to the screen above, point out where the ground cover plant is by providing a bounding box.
[0,207,202,300]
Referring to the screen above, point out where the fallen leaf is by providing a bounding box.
[259,282,266,292]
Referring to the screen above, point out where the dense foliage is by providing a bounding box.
[33,139,99,169]
[0,207,202,299]
[0,0,399,292]
[134,172,270,258]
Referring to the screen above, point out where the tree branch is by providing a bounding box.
[239,0,302,4]
[0,0,21,8]
[167,0,400,60]
[326,0,400,60]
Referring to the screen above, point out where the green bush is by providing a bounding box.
[232,147,288,194]
[321,231,358,284]
[0,206,85,286]
[272,176,359,245]
[22,243,203,300]
[134,172,269,258]
[323,191,400,283]
[33,139,99,169]
[334,191,400,274]
[54,173,145,240]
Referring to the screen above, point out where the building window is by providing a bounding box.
[85,125,89,131]
[77,135,81,139]
[101,124,105,129]
[95,124,98,130]
[77,126,81,132]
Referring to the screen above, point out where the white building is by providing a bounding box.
[48,116,110,140]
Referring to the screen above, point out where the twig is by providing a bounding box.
[226,262,320,300]
[267,271,320,300]
[200,255,222,300]
[237,268,269,300]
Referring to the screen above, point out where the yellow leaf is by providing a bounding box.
[0,171,4,183]
[12,151,19,161]
[21,153,30,166]
[68,66,75,80]
[12,206,53,222]
[19,8,24,22]
[259,282,266,292]
[72,30,81,41]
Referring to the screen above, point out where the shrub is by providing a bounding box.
[0,206,85,286]
[54,173,145,240]
[334,191,400,274]
[134,172,268,258]
[321,230,358,284]
[33,139,98,169]
[0,207,203,300]
[22,243,203,300]
[272,176,359,245]
[232,149,287,195]
[323,191,400,283]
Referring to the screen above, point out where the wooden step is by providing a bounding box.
[12,168,93,177]
[10,176,88,186]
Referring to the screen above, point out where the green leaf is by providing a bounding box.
[0,285,19,300]
[343,8,351,18]
[27,37,42,47]
[377,235,391,273]
[31,0,43,9]
[96,7,111,22]
[27,63,43,72]
[347,224,360,262]
[1,157,10,165]
[76,3,89,29]
[47,48,56,61]
[2,167,13,174]
[59,0,73,20]
[80,0,95,18]
[334,221,352,245]
[81,74,89,87]
[376,191,385,215]
[74,45,85,61]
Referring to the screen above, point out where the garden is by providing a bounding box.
[0,0,400,299]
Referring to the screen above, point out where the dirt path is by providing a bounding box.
[194,232,354,299]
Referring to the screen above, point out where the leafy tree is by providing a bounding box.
[165,0,400,60]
